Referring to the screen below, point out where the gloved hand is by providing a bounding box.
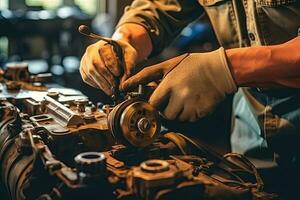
[121,47,237,122]
[80,39,138,96]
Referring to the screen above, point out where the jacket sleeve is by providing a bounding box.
[116,0,204,56]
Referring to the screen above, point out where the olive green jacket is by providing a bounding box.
[117,0,300,161]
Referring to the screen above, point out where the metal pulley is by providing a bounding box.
[107,98,160,147]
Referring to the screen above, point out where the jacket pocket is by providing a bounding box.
[197,0,241,48]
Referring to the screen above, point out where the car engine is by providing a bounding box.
[0,63,278,200]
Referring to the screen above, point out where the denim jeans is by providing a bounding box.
[231,88,300,165]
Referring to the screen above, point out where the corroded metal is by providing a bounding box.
[0,65,278,200]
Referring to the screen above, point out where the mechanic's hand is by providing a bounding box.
[80,39,138,96]
[122,48,237,122]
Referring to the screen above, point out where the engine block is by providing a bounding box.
[0,63,278,200]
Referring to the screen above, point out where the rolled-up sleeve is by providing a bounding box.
[117,0,204,56]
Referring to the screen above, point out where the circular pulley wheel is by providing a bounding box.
[108,99,160,147]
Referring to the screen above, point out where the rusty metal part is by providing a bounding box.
[5,81,22,90]
[0,67,279,200]
[47,91,59,100]
[42,95,84,127]
[74,98,89,113]
[0,62,52,100]
[108,98,160,147]
[75,152,106,175]
[0,93,113,200]
[4,62,31,81]
[75,152,107,185]
[132,159,184,199]
[0,99,279,200]
[4,62,52,83]
[140,159,170,172]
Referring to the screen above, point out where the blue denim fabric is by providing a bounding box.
[231,89,268,155]
[231,88,300,164]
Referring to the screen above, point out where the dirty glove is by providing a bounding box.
[122,47,237,122]
[80,39,138,96]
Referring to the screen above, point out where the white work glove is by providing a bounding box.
[121,47,237,122]
[80,39,138,96]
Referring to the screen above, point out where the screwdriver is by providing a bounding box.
[78,25,124,103]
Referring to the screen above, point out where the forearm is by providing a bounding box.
[226,36,300,88]
[116,0,203,56]
[112,23,153,62]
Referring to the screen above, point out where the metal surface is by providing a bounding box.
[119,101,160,147]
[43,95,85,127]
[108,98,160,147]
[0,65,278,200]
